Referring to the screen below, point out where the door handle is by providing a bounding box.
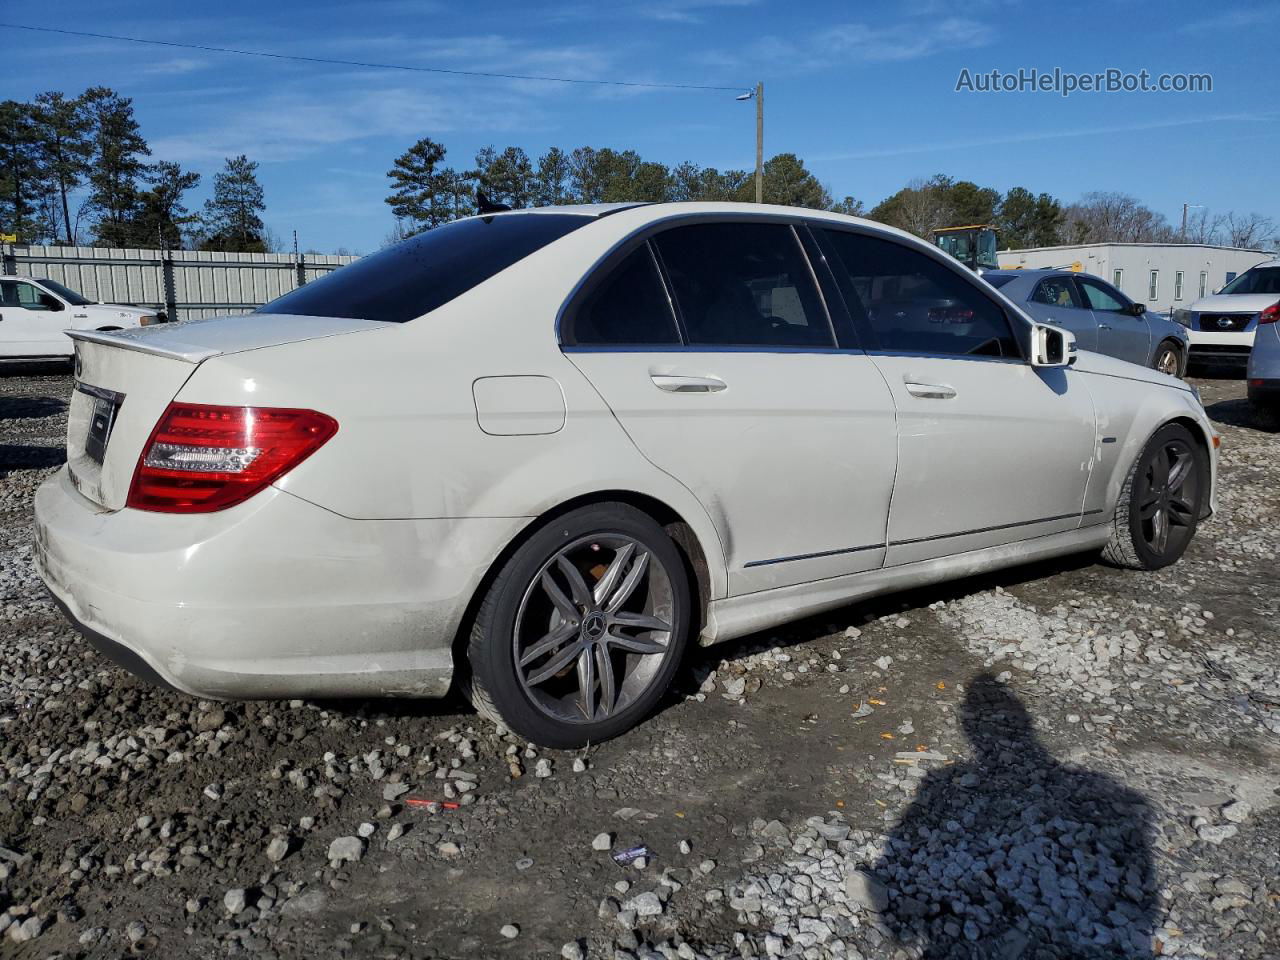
[903,380,957,400]
[650,374,727,393]
[1044,316,1062,324]
[1098,323,1112,331]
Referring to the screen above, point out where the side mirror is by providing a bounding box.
[1030,322,1076,368]
[39,294,63,312]
[1126,302,1145,317]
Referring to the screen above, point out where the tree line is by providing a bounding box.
[0,87,269,252]
[386,137,1277,251]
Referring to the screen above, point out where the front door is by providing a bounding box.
[818,228,1098,566]
[0,280,70,357]
[1079,276,1150,364]
[1028,275,1099,351]
[562,221,899,595]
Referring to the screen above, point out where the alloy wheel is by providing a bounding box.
[1136,438,1200,558]
[1155,346,1180,376]
[513,534,676,724]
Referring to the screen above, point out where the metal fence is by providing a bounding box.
[1,244,360,322]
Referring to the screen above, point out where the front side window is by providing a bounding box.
[652,222,834,348]
[563,244,680,346]
[1031,277,1083,309]
[821,229,1020,359]
[34,278,89,306]
[1148,270,1159,301]
[1078,278,1128,312]
[0,280,53,310]
[258,213,591,324]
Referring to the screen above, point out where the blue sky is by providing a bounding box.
[2,0,1276,253]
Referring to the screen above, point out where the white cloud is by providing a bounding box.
[141,57,210,75]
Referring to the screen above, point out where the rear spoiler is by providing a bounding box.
[67,329,210,363]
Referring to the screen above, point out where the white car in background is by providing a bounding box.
[0,276,160,360]
[1175,257,1280,366]
[34,202,1217,747]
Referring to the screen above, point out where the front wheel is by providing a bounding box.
[1102,423,1206,570]
[464,503,691,748]
[1153,341,1183,377]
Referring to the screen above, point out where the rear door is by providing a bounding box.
[562,219,898,595]
[1026,275,1099,351]
[817,228,1097,566]
[0,279,71,356]
[1079,276,1150,364]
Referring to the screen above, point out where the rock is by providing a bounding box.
[623,891,663,917]
[10,916,42,942]
[78,927,105,945]
[265,836,290,863]
[572,758,587,773]
[874,656,893,671]
[844,869,889,912]
[593,832,614,851]
[328,836,364,863]
[196,707,226,732]
[224,888,248,915]
[500,923,520,938]
[383,782,411,801]
[437,841,461,858]
[357,822,376,838]
[678,839,692,855]
[1197,824,1239,844]
[562,940,586,960]
[1221,800,1251,823]
[387,823,405,842]
[281,890,328,917]
[125,920,146,942]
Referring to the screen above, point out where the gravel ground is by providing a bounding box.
[1,364,1276,959]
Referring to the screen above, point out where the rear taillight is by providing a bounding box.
[1259,302,1279,325]
[127,403,338,513]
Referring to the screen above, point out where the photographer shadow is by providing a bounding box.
[869,673,1156,958]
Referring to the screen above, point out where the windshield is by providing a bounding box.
[258,213,592,324]
[1219,266,1280,296]
[35,278,92,306]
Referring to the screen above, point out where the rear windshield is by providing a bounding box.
[1219,266,1280,296]
[983,274,1017,289]
[257,213,592,323]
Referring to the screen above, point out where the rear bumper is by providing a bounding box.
[1248,379,1280,405]
[34,467,527,700]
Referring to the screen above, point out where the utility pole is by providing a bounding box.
[1180,203,1204,243]
[737,83,765,203]
[754,81,764,204]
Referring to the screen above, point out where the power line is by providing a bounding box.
[0,22,746,92]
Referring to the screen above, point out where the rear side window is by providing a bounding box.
[654,223,834,348]
[821,229,1020,359]
[563,244,680,346]
[1031,277,1083,309]
[257,213,590,324]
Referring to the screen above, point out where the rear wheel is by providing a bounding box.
[1153,340,1183,377]
[1103,423,1206,570]
[464,503,691,748]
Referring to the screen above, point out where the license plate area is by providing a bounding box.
[76,383,126,465]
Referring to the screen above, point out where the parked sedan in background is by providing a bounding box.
[1174,257,1280,367]
[0,276,161,361]
[35,203,1216,747]
[985,269,1188,376]
[1247,297,1280,415]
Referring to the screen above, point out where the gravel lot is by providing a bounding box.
[1,364,1276,959]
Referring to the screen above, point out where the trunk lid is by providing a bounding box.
[65,314,381,510]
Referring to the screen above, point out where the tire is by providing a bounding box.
[1152,341,1183,378]
[1102,423,1207,570]
[464,502,692,748]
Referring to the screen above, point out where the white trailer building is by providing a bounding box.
[997,242,1275,315]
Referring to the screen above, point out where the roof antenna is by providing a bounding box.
[476,190,512,215]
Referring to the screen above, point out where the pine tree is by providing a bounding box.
[475,146,534,208]
[201,155,266,252]
[132,161,201,249]
[533,147,571,206]
[0,100,52,242]
[31,91,95,244]
[385,138,452,233]
[84,87,151,247]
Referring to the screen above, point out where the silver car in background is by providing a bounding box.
[1247,299,1280,414]
[985,269,1189,376]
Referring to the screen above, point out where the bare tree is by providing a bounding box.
[1061,192,1176,244]
[1222,211,1277,249]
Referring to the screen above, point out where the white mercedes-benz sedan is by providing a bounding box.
[34,202,1218,747]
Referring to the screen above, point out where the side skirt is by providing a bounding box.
[699,524,1111,646]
